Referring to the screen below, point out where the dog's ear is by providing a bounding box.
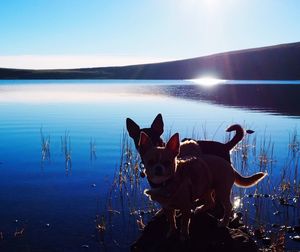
[126,118,140,141]
[166,133,180,156]
[139,131,153,155]
[151,113,164,136]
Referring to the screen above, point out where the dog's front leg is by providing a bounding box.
[165,208,176,238]
[180,209,191,241]
[194,189,216,214]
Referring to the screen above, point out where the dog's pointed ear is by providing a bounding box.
[151,113,164,135]
[139,132,153,155]
[166,133,180,156]
[126,118,140,140]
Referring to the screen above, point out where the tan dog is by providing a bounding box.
[139,132,267,240]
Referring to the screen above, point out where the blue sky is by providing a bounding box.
[0,0,299,69]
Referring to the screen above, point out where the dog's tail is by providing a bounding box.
[234,170,267,188]
[225,124,254,151]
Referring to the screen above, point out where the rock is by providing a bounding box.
[290,235,300,242]
[229,212,243,229]
[81,244,90,248]
[131,211,258,252]
[271,223,279,228]
[254,227,265,239]
[262,237,271,246]
[294,225,300,233]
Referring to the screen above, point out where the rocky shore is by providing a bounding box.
[131,209,258,252]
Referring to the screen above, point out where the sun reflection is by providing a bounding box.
[190,77,226,87]
[233,196,243,210]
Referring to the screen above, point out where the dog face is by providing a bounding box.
[126,114,164,151]
[139,132,180,185]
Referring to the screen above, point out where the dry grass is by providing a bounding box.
[96,126,300,250]
[40,127,51,163]
[90,137,97,161]
[37,125,299,250]
[61,130,72,175]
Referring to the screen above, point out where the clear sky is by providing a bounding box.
[0,0,299,69]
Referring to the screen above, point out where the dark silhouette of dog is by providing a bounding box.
[126,113,253,163]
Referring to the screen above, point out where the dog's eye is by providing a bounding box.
[163,160,172,167]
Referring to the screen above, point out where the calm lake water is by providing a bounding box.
[0,80,299,251]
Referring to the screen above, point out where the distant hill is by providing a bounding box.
[1,42,300,80]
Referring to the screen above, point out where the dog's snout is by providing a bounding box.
[154,165,163,176]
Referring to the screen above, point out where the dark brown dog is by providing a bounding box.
[139,132,266,239]
[126,114,165,150]
[126,113,253,163]
[126,114,254,217]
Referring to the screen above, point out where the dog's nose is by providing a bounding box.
[154,165,163,176]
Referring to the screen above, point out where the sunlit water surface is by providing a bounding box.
[0,80,299,251]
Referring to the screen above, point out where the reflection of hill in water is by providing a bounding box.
[147,85,300,117]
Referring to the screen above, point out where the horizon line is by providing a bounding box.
[1,41,299,70]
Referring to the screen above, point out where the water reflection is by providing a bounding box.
[0,80,299,251]
[1,83,300,117]
[0,84,162,103]
[140,84,300,117]
[233,196,243,210]
[189,77,226,87]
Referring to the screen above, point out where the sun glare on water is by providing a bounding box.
[190,77,226,87]
[233,196,243,210]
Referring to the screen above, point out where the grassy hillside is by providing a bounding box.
[1,42,300,80]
